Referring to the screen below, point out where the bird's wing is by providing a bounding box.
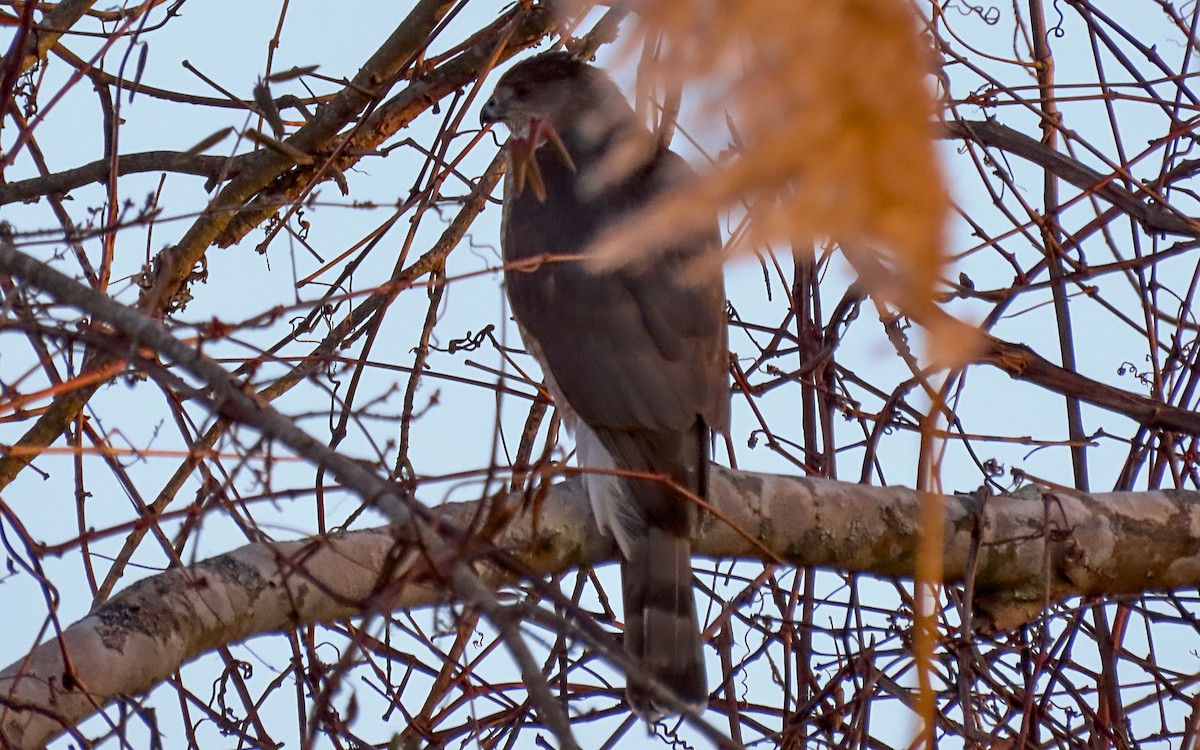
[503,144,728,438]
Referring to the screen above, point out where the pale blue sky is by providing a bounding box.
[3,1,1198,747]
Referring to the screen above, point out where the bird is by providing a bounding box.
[480,51,729,718]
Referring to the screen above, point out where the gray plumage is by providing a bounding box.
[481,52,729,718]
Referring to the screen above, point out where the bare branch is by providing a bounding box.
[945,118,1200,236]
[0,232,583,750]
[0,151,231,205]
[3,468,1197,747]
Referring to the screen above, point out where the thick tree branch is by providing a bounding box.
[4,468,1199,747]
[0,0,465,493]
[146,0,462,310]
[0,233,584,750]
[211,4,559,248]
[0,0,561,497]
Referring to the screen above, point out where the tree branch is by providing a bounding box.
[911,307,1200,436]
[0,0,464,493]
[10,0,99,74]
[211,4,559,248]
[0,151,232,205]
[945,118,1200,236]
[0,230,583,750]
[980,333,1200,434]
[4,468,1199,747]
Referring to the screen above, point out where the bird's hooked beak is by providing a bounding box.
[480,97,501,126]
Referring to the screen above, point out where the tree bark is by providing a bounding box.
[3,467,1198,749]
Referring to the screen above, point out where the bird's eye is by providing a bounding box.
[511,82,531,100]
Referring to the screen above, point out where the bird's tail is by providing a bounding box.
[590,419,710,717]
[622,525,707,719]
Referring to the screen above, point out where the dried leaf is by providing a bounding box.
[244,129,314,165]
[185,127,234,156]
[254,80,285,138]
[582,0,954,361]
[266,64,319,83]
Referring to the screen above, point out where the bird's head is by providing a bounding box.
[481,52,645,201]
[480,51,628,141]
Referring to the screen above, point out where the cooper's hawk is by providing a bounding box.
[481,52,728,717]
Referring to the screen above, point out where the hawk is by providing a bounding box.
[481,52,729,717]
